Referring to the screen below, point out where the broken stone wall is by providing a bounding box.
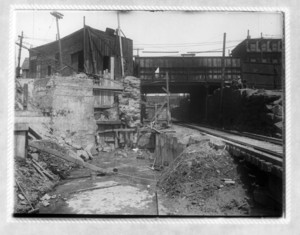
[32,74,97,147]
[118,76,141,127]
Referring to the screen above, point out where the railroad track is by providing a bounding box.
[175,122,283,159]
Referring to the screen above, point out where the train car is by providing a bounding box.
[134,56,241,84]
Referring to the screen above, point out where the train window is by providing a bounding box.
[271,42,278,51]
[262,58,267,63]
[261,43,267,51]
[250,43,256,51]
[250,58,257,63]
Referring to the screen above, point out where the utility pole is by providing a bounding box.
[16,31,23,78]
[117,12,125,78]
[134,48,144,57]
[50,11,64,70]
[83,16,86,73]
[219,32,226,128]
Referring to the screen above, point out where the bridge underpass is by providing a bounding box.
[141,81,222,123]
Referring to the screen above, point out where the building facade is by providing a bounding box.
[28,26,133,79]
[231,37,283,89]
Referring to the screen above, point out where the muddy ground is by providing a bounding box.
[15,138,281,216]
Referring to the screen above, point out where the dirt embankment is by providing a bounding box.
[158,139,252,215]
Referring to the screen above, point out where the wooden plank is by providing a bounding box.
[96,120,122,125]
[15,123,29,132]
[28,127,42,140]
[32,159,54,180]
[97,128,136,134]
[93,85,123,91]
[32,162,47,180]
[23,83,28,110]
[29,141,109,174]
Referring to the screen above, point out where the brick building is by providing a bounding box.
[231,36,283,89]
[28,25,133,79]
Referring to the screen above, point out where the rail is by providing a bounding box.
[176,122,283,159]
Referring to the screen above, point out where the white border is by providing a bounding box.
[7,5,290,225]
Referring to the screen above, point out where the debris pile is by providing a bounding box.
[118,76,141,127]
[14,157,57,213]
[158,139,251,215]
[240,89,283,137]
[207,87,283,137]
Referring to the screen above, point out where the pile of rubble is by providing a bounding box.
[118,76,141,127]
[14,137,96,214]
[14,156,58,213]
[158,138,252,215]
[207,87,283,137]
[239,89,283,137]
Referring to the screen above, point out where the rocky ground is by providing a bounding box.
[157,138,252,216]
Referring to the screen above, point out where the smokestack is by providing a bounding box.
[247,30,251,39]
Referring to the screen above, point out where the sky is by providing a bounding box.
[15,10,283,65]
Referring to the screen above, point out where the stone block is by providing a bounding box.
[30,153,39,161]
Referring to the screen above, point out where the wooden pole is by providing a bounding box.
[166,72,170,126]
[51,12,64,70]
[219,33,226,127]
[117,12,125,78]
[56,18,63,69]
[16,31,23,78]
[83,16,86,73]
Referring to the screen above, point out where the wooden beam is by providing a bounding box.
[96,120,122,125]
[29,141,110,174]
[93,85,123,91]
[151,101,167,122]
[97,128,136,134]
[28,127,42,140]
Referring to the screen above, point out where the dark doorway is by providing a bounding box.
[47,66,52,76]
[78,50,84,72]
[71,50,84,72]
[103,56,110,71]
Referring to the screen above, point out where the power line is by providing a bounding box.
[134,39,244,47]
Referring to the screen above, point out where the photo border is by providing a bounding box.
[3,1,292,230]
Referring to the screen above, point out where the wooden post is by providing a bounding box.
[50,12,64,70]
[16,31,23,78]
[83,16,86,73]
[219,32,226,127]
[110,56,115,80]
[117,12,125,78]
[114,130,118,148]
[166,72,170,126]
[154,103,157,124]
[23,83,28,110]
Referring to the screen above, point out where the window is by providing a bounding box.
[250,58,257,63]
[261,58,267,63]
[272,59,278,64]
[37,64,41,78]
[261,43,267,51]
[71,51,84,72]
[250,43,256,51]
[103,56,110,71]
[271,42,278,51]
